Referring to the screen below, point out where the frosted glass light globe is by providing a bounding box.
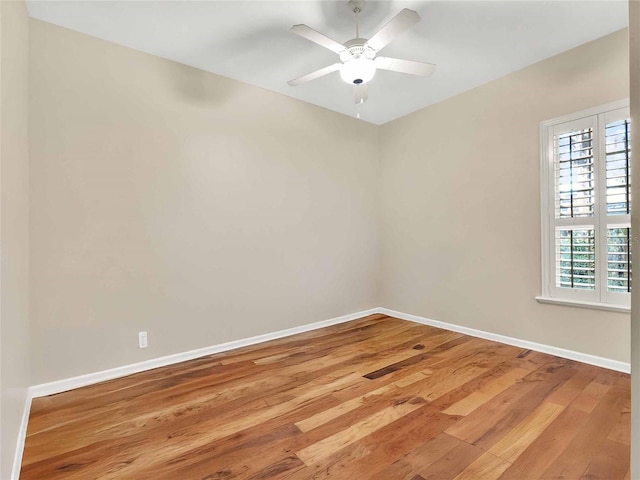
[340,58,376,85]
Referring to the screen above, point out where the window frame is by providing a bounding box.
[538,99,631,313]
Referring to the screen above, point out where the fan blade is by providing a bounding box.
[374,57,436,77]
[287,63,342,86]
[365,9,420,52]
[290,24,345,54]
[353,84,368,104]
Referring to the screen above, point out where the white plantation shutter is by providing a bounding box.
[554,128,594,219]
[555,227,596,290]
[607,227,631,293]
[548,116,597,302]
[603,108,631,301]
[541,101,631,309]
[605,119,631,215]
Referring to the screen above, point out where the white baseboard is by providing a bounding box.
[13,306,630,478]
[11,392,32,480]
[377,307,631,374]
[29,308,382,399]
[28,306,630,399]
[29,307,631,402]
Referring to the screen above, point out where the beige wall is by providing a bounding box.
[629,1,639,477]
[1,1,30,478]
[27,17,632,380]
[379,29,631,363]
[29,20,380,384]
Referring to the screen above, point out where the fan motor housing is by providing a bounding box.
[340,38,376,63]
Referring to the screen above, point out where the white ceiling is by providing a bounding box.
[26,1,628,125]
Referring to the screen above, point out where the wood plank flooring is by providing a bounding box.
[19,315,630,479]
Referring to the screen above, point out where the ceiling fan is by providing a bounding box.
[287,1,435,105]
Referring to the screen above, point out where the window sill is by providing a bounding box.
[535,296,630,314]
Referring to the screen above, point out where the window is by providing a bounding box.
[539,100,631,312]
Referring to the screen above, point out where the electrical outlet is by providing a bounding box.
[138,331,148,348]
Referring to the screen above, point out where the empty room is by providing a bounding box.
[1,0,638,479]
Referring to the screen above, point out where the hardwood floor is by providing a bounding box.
[20,314,630,479]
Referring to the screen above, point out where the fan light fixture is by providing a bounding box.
[287,0,436,108]
[340,58,376,84]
